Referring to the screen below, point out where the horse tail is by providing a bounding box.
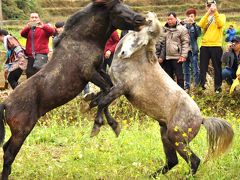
[202,117,234,161]
[0,103,6,146]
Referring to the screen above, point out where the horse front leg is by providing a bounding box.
[104,107,121,137]
[99,69,113,87]
[150,124,179,178]
[90,70,112,92]
[90,84,125,137]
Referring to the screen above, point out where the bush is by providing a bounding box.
[2,0,40,19]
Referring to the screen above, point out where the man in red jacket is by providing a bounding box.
[103,30,120,71]
[21,13,55,78]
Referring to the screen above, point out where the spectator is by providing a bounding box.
[230,65,240,94]
[20,12,55,78]
[198,0,226,93]
[157,12,190,89]
[155,38,166,64]
[222,36,240,85]
[182,8,201,93]
[120,30,129,39]
[53,21,64,48]
[0,29,27,89]
[225,25,236,42]
[103,30,120,72]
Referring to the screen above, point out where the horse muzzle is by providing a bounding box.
[133,15,146,31]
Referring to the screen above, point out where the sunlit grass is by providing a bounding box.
[0,95,239,179]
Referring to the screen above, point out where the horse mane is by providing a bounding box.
[116,12,162,64]
[54,1,116,48]
[54,3,93,48]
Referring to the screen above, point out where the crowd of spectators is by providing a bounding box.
[0,0,240,95]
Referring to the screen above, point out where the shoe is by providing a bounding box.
[4,81,8,89]
[201,85,206,90]
[184,88,190,94]
[215,87,222,94]
[83,92,96,101]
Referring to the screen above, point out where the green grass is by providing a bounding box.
[0,95,239,179]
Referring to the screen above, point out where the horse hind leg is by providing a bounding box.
[2,114,38,180]
[2,134,31,180]
[167,126,201,175]
[151,124,178,178]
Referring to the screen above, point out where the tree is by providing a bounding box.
[2,0,38,20]
[0,0,2,21]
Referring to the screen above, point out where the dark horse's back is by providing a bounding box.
[3,37,101,121]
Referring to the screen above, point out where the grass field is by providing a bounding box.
[0,95,239,179]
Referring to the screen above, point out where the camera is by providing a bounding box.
[206,0,216,7]
[29,22,39,28]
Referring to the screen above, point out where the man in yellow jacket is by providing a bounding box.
[198,0,226,93]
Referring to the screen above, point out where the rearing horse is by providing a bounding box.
[90,12,234,176]
[0,0,145,179]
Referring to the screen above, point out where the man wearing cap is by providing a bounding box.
[198,0,226,93]
[53,21,65,47]
[222,36,240,86]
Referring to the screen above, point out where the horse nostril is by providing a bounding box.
[134,15,146,25]
[121,51,125,55]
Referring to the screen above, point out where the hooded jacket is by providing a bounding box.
[163,22,190,60]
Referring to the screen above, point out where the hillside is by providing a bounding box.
[37,0,240,22]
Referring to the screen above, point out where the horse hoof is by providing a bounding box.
[89,100,99,109]
[150,166,169,178]
[90,125,100,137]
[113,125,121,137]
[149,172,158,179]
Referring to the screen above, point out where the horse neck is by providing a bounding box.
[65,4,114,49]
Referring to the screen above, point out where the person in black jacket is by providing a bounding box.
[222,36,240,85]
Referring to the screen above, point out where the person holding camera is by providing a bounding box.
[20,13,55,78]
[198,0,226,93]
[53,21,65,48]
[225,25,236,42]
[222,36,240,86]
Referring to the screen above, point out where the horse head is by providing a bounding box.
[92,0,146,31]
[117,12,162,59]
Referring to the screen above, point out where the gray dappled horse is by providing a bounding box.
[0,0,146,179]
[90,12,234,176]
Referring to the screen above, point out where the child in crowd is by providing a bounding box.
[225,25,236,42]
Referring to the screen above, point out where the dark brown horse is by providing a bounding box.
[90,12,234,176]
[0,0,146,179]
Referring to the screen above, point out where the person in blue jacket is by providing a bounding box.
[226,25,236,42]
